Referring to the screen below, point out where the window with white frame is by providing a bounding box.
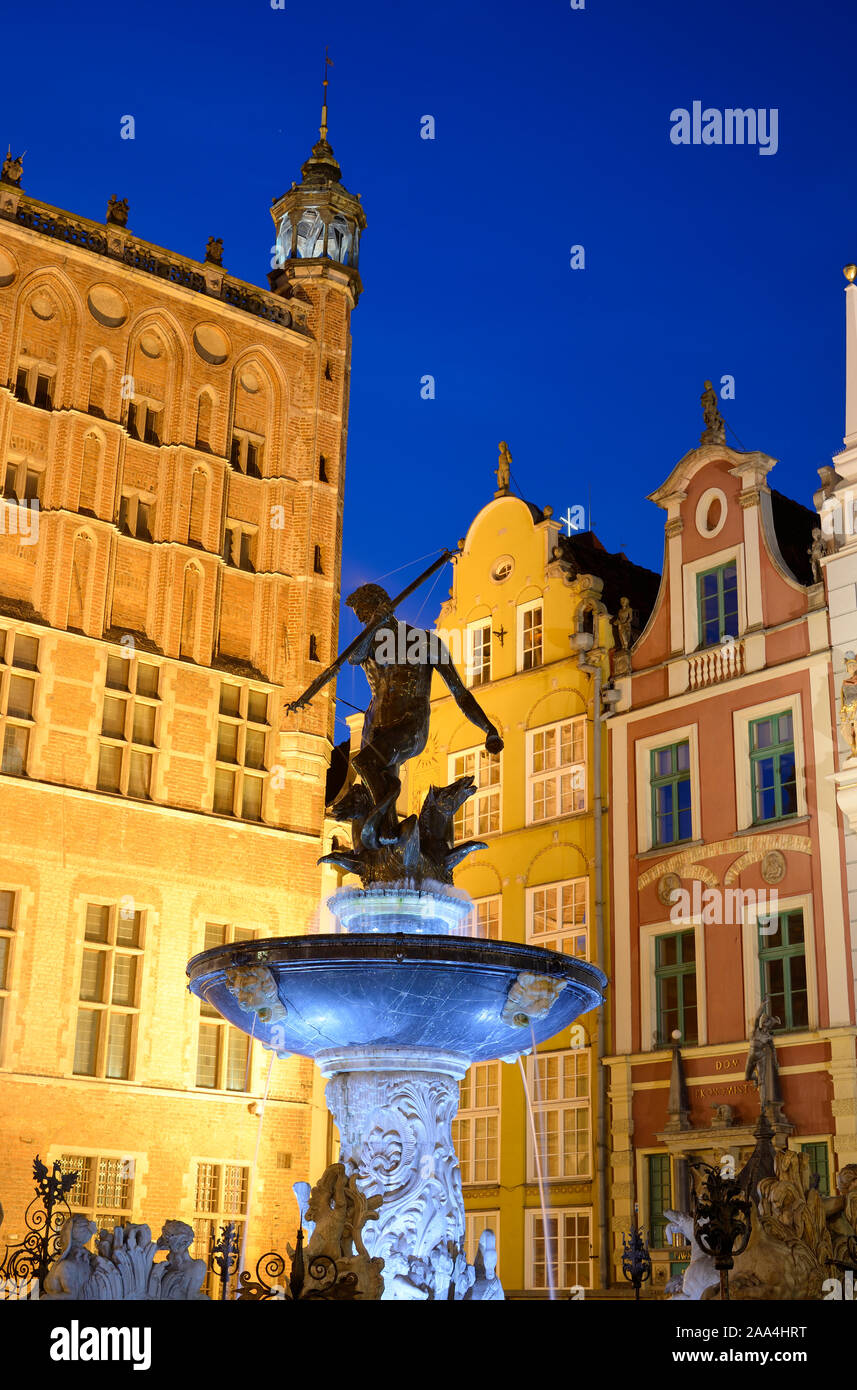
[59,1153,134,1228]
[518,600,543,671]
[464,1210,501,1270]
[464,895,502,940]
[527,718,585,823]
[453,1062,500,1184]
[0,890,15,1053]
[449,747,501,837]
[466,619,492,687]
[73,903,144,1079]
[196,922,256,1090]
[527,879,588,958]
[98,655,160,799]
[527,1049,591,1179]
[193,1162,249,1296]
[214,683,269,821]
[527,1207,592,1291]
[0,629,39,777]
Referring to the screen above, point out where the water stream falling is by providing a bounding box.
[518,1031,556,1301]
[239,1046,275,1280]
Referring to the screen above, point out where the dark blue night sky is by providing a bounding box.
[3,0,856,727]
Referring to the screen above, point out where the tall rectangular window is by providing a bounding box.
[749,711,797,823]
[214,684,268,821]
[466,620,492,687]
[193,1162,249,1296]
[650,741,691,846]
[0,629,39,777]
[527,1050,591,1180]
[196,922,256,1089]
[449,747,501,837]
[799,1142,831,1196]
[647,1153,672,1247]
[758,910,808,1031]
[2,460,44,504]
[453,1063,500,1184]
[14,361,55,411]
[0,890,15,1052]
[463,896,501,940]
[127,398,162,447]
[519,602,543,671]
[528,1209,592,1291]
[59,1153,133,1228]
[73,904,144,1079]
[527,879,588,957]
[527,718,585,823]
[98,656,160,799]
[464,1211,501,1272]
[697,561,738,647]
[655,931,697,1045]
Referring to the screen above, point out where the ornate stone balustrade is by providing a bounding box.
[1,195,298,331]
[688,639,745,690]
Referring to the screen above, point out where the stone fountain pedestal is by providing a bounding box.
[187,882,606,1300]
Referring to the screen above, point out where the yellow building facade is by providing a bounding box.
[404,478,622,1295]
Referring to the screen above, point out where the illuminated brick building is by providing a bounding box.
[0,104,364,1278]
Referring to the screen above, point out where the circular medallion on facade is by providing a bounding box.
[29,291,56,321]
[87,284,129,328]
[139,331,163,358]
[760,849,786,885]
[695,487,728,540]
[193,323,230,366]
[240,369,260,393]
[657,872,682,906]
[491,556,514,583]
[0,246,18,288]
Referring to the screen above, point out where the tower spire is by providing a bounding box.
[320,48,333,143]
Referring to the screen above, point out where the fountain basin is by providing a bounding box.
[186,934,606,1063]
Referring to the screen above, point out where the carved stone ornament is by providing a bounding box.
[501,972,568,1027]
[759,849,786,886]
[657,872,682,906]
[223,963,287,1024]
[42,1218,208,1300]
[325,1065,486,1301]
[663,1209,719,1301]
[840,653,857,758]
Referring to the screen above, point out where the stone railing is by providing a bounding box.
[687,638,745,690]
[2,195,297,331]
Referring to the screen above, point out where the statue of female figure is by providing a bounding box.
[744,1000,783,1118]
[42,1214,96,1299]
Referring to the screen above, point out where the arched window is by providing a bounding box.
[188,470,208,547]
[180,567,201,659]
[196,391,214,451]
[88,357,110,419]
[79,434,102,515]
[69,533,93,631]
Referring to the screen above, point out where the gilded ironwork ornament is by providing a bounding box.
[0,1155,78,1292]
[620,1213,652,1301]
[691,1161,753,1300]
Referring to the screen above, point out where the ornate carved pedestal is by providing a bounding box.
[320,1046,472,1301]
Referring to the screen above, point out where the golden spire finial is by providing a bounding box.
[320,48,333,142]
[845,264,857,284]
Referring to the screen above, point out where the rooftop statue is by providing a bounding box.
[700,380,726,445]
[1,148,24,188]
[496,441,512,495]
[286,551,503,886]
